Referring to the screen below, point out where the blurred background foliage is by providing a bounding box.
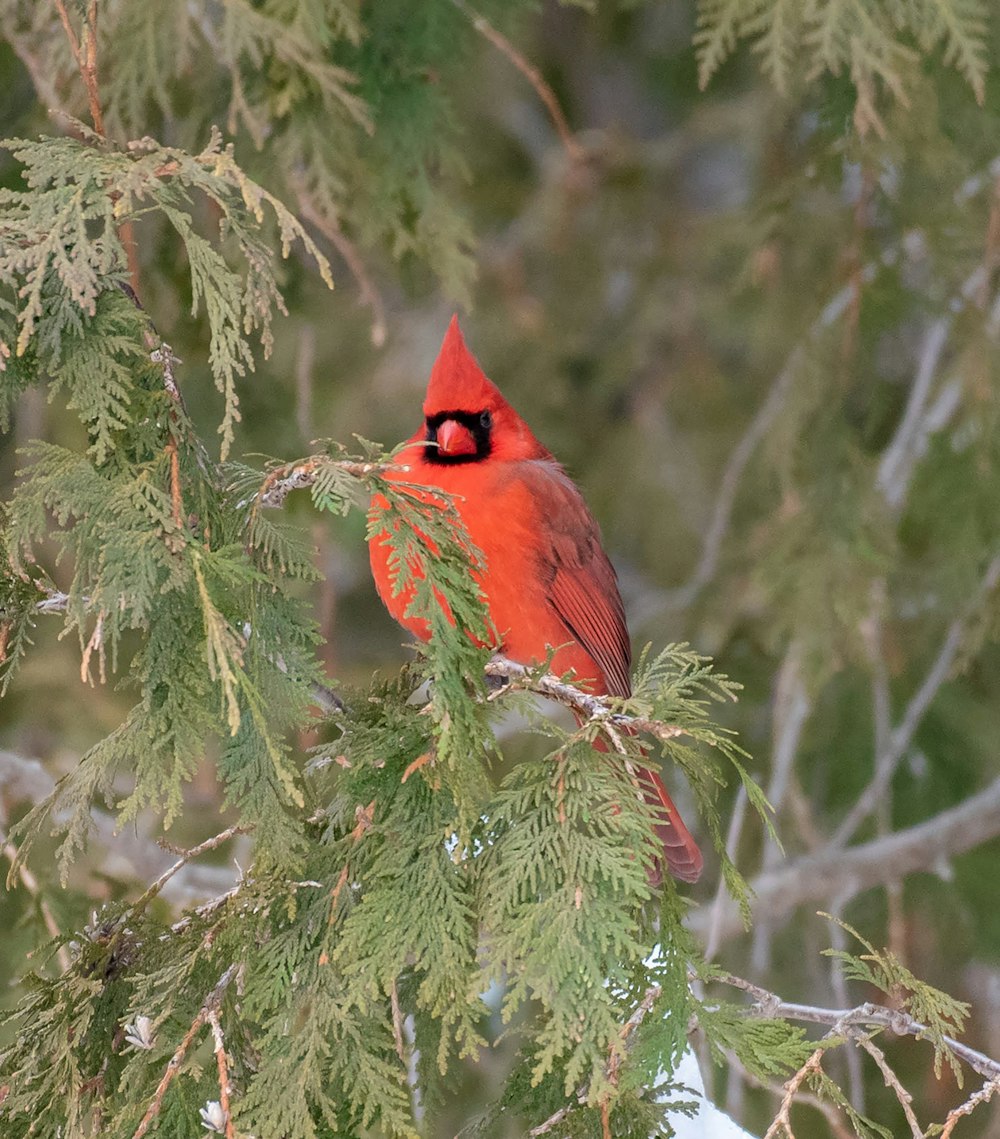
[1,0,1000,1135]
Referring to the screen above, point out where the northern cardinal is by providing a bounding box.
[368,317,703,884]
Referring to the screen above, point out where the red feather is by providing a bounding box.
[369,316,703,884]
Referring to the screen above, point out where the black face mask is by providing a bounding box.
[423,409,494,465]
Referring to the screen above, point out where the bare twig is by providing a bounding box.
[131,964,239,1139]
[876,318,951,512]
[831,555,1000,849]
[856,1033,921,1138]
[528,1098,579,1136]
[763,1045,828,1139]
[52,0,105,136]
[165,436,184,530]
[79,608,106,685]
[715,971,1000,1084]
[940,1079,1000,1138]
[131,824,249,916]
[207,1009,236,1139]
[723,1046,854,1139]
[52,0,82,69]
[693,775,1000,944]
[169,882,245,936]
[451,0,583,164]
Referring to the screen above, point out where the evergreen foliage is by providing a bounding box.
[695,0,989,132]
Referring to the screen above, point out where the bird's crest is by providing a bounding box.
[423,315,505,417]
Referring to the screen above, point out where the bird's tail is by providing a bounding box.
[635,765,703,885]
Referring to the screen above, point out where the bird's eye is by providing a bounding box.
[480,410,493,430]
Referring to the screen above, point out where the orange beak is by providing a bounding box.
[436,418,477,456]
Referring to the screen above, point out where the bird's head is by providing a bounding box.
[415,316,549,465]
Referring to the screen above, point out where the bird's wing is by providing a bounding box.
[523,460,632,698]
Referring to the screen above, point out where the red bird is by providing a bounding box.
[368,317,703,884]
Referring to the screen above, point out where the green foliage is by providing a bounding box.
[821,914,970,1080]
[695,0,990,132]
[0,128,332,456]
[0,156,760,1128]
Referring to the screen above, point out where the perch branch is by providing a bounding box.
[484,656,688,745]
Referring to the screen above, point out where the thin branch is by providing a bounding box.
[723,1047,854,1139]
[81,1,105,136]
[207,1009,236,1139]
[131,965,238,1139]
[831,554,1000,849]
[855,1034,921,1138]
[529,1098,579,1137]
[451,0,583,164]
[763,1044,828,1139]
[169,882,244,937]
[165,436,184,530]
[51,0,105,136]
[484,656,688,744]
[52,0,82,69]
[715,972,1000,1084]
[692,775,1000,945]
[876,318,951,511]
[940,1079,1000,1138]
[131,824,249,916]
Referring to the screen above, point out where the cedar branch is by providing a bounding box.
[131,964,238,1139]
[207,1009,236,1139]
[714,972,1000,1084]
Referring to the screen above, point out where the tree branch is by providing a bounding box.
[207,1009,236,1139]
[484,655,688,745]
[131,824,250,917]
[694,776,1000,945]
[831,554,1000,849]
[131,964,239,1139]
[451,0,583,164]
[715,971,1000,1084]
